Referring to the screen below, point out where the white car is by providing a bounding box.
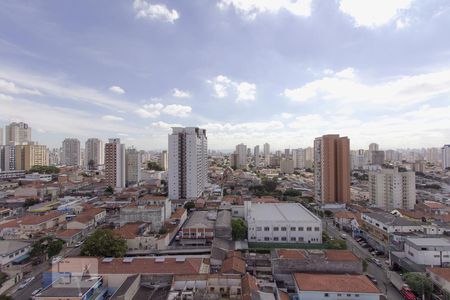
[31,288,42,297]
[18,276,35,290]
[340,233,347,239]
[51,256,62,265]
[74,241,83,248]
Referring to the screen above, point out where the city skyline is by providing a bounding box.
[1,1,450,150]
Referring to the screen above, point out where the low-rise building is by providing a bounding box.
[113,222,159,251]
[0,240,31,269]
[428,267,450,296]
[294,273,381,300]
[36,276,107,300]
[246,202,322,244]
[120,204,165,231]
[215,210,232,240]
[180,210,216,245]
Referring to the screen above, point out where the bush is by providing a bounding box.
[81,229,127,258]
[403,273,432,298]
[231,219,247,241]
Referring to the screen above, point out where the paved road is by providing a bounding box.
[324,219,404,300]
[10,245,81,300]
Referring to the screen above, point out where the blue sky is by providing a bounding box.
[0,0,449,151]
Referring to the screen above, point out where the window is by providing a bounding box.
[298,227,304,231]
[307,227,312,231]
[281,227,287,231]
[264,227,270,231]
[273,227,279,231]
[291,227,296,231]
[337,294,342,297]
[355,294,360,297]
[324,293,329,297]
[264,237,270,241]
[347,294,351,297]
[274,237,279,241]
[314,227,320,231]
[256,227,262,231]
[281,237,287,241]
[210,287,215,292]
[291,237,296,241]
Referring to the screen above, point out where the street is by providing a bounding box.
[324,219,404,300]
[9,245,81,300]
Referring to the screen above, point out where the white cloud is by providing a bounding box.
[172,88,191,98]
[135,103,164,118]
[151,121,182,130]
[102,115,124,121]
[133,0,179,23]
[280,112,293,119]
[109,85,125,94]
[162,104,192,117]
[339,0,413,28]
[0,78,41,95]
[208,75,257,103]
[236,82,256,102]
[218,0,312,20]
[283,67,450,107]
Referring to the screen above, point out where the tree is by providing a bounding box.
[48,239,64,257]
[147,161,163,171]
[403,272,433,299]
[184,201,195,210]
[23,199,40,208]
[80,229,127,258]
[262,178,278,193]
[231,218,247,241]
[284,189,302,197]
[30,237,64,258]
[0,295,13,300]
[324,210,333,218]
[158,226,168,235]
[105,186,114,195]
[29,165,59,174]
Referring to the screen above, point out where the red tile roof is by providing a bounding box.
[56,229,82,238]
[21,211,65,225]
[424,201,447,209]
[171,208,186,220]
[221,256,246,274]
[324,250,359,262]
[428,267,450,282]
[0,219,20,229]
[294,273,380,293]
[334,211,356,219]
[113,223,146,239]
[275,249,306,260]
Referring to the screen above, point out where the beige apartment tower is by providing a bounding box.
[105,138,126,189]
[314,134,350,205]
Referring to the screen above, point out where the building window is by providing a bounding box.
[291,237,296,241]
[298,227,304,231]
[291,227,296,231]
[314,227,320,231]
[281,227,287,231]
[274,237,279,241]
[273,227,279,231]
[307,227,312,231]
[281,237,287,241]
[264,227,270,231]
[264,237,270,241]
[256,227,262,231]
[324,293,329,297]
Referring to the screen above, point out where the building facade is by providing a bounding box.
[168,127,207,200]
[314,134,350,205]
[125,148,142,186]
[443,145,450,170]
[85,138,104,169]
[105,138,126,189]
[4,122,31,145]
[62,138,81,166]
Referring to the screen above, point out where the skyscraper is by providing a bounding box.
[254,145,260,167]
[125,148,142,186]
[263,142,270,165]
[105,138,126,189]
[15,144,48,171]
[235,143,247,168]
[0,128,3,145]
[62,138,81,166]
[0,145,15,171]
[314,134,350,205]
[160,150,168,171]
[168,127,207,200]
[371,150,385,166]
[443,145,450,170]
[85,138,104,169]
[5,122,31,145]
[292,148,305,169]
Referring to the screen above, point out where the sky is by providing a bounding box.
[0,0,450,151]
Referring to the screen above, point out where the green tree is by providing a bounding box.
[403,272,433,299]
[158,226,168,235]
[262,178,278,193]
[231,219,247,241]
[23,199,40,208]
[0,295,13,300]
[48,239,64,257]
[80,229,127,258]
[284,189,302,197]
[29,165,59,174]
[104,186,114,195]
[324,210,334,218]
[30,237,64,258]
[184,201,195,210]
[147,161,163,171]
[362,259,369,273]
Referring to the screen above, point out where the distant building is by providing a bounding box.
[254,145,260,167]
[62,138,81,166]
[4,122,31,145]
[235,143,247,168]
[85,138,104,168]
[0,128,3,145]
[105,138,126,189]
[15,144,49,171]
[246,202,322,244]
[314,134,350,205]
[168,127,207,200]
[292,148,305,169]
[368,167,416,210]
[125,148,141,186]
[0,145,16,171]
[263,142,270,165]
[280,158,294,174]
[371,150,385,166]
[443,145,450,170]
[159,150,168,171]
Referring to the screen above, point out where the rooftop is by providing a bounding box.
[21,211,65,225]
[294,273,380,294]
[0,240,30,255]
[363,212,420,227]
[249,203,320,223]
[184,211,215,229]
[38,276,103,298]
[428,267,450,282]
[407,237,450,247]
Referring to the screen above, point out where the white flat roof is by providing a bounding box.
[407,237,450,247]
[249,203,320,223]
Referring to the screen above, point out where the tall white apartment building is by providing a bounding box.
[85,138,104,169]
[304,147,314,169]
[159,150,168,171]
[168,127,207,200]
[263,142,270,165]
[105,138,126,189]
[426,147,441,163]
[4,122,32,145]
[0,145,16,171]
[62,138,81,166]
[292,148,305,169]
[235,143,247,168]
[125,148,142,186]
[0,128,3,145]
[254,145,260,167]
[442,145,450,170]
[351,149,365,170]
[368,167,416,210]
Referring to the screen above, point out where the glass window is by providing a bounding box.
[307,227,312,231]
[281,227,287,231]
[290,227,296,231]
[273,227,279,231]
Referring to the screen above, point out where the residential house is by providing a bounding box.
[0,240,31,269]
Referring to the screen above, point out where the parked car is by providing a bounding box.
[373,258,382,267]
[18,276,35,290]
[340,233,347,239]
[74,241,83,248]
[31,288,42,299]
[366,274,378,284]
[51,256,62,265]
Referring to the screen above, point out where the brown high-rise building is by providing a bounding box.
[314,134,350,204]
[104,138,125,189]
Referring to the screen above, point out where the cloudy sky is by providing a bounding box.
[0,0,449,151]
